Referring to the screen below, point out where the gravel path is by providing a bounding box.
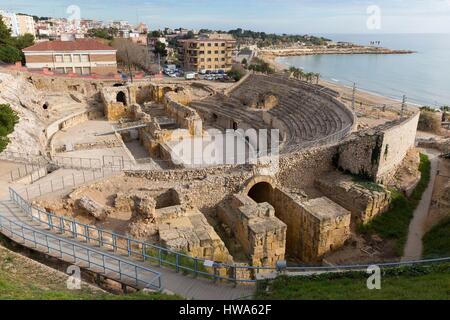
[402,149,440,261]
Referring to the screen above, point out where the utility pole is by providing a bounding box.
[401,95,407,119]
[352,82,356,111]
[126,48,134,83]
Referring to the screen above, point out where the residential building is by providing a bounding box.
[16,14,36,36]
[23,39,117,76]
[178,33,236,72]
[0,10,20,36]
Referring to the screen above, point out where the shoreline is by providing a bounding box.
[259,46,415,57]
[261,53,420,109]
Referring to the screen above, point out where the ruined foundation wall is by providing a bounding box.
[164,92,203,136]
[277,146,339,189]
[376,112,420,183]
[217,194,286,267]
[315,173,391,224]
[337,111,420,184]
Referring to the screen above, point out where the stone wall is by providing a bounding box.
[264,188,351,262]
[316,172,391,224]
[337,112,420,184]
[164,92,203,137]
[217,194,286,267]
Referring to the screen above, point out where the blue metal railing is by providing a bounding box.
[9,187,270,283]
[0,214,161,290]
[9,187,450,283]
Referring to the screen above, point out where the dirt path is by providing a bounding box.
[402,149,440,261]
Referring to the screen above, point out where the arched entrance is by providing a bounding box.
[116,91,127,105]
[248,182,273,204]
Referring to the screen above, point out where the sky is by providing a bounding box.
[1,0,450,34]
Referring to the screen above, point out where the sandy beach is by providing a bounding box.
[261,53,418,112]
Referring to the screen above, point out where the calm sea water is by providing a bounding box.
[276,34,450,107]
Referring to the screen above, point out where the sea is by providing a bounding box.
[276,34,450,107]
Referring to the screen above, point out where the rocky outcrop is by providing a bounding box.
[77,196,109,221]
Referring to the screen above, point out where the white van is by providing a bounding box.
[185,72,197,80]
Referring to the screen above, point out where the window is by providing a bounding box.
[221,50,226,54]
[200,58,205,62]
[207,58,212,62]
[82,67,91,75]
[55,67,65,74]
[207,51,212,54]
[221,58,225,61]
[221,65,226,68]
[215,51,219,54]
[215,58,219,61]
[214,43,219,46]
[74,67,82,75]
[54,55,63,63]
[199,51,205,54]
[207,43,211,47]
[221,43,225,46]
[73,54,81,63]
[63,54,72,63]
[81,54,90,62]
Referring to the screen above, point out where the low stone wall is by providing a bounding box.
[316,172,391,224]
[267,188,351,262]
[217,194,286,267]
[46,109,104,157]
[164,92,203,136]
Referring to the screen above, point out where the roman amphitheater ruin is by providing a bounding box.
[0,68,422,284]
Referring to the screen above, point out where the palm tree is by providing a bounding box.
[315,73,320,84]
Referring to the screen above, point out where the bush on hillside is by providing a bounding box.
[418,110,441,133]
[0,104,19,152]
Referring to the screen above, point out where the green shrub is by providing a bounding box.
[418,110,441,133]
[0,104,19,152]
[423,217,450,258]
[358,154,431,255]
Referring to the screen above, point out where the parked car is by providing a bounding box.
[185,72,197,80]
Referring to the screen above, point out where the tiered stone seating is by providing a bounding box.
[189,74,355,152]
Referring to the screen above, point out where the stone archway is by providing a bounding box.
[116,91,127,105]
[241,175,277,196]
[248,182,274,204]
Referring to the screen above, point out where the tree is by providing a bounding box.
[154,41,168,57]
[14,33,35,50]
[87,28,113,41]
[228,64,247,81]
[0,14,13,45]
[112,38,158,73]
[150,30,162,38]
[0,45,22,63]
[241,58,248,67]
[0,104,19,152]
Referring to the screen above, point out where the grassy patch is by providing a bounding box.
[352,177,386,193]
[255,263,450,300]
[423,217,450,259]
[358,154,431,255]
[0,244,182,300]
[0,104,19,152]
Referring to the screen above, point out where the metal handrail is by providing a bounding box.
[9,187,269,283]
[0,214,161,290]
[8,186,450,283]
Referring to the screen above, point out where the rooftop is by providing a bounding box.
[23,39,116,52]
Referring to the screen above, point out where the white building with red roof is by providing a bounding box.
[23,39,117,76]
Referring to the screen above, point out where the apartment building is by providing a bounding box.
[23,39,117,76]
[17,14,36,36]
[0,11,35,37]
[178,33,236,72]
